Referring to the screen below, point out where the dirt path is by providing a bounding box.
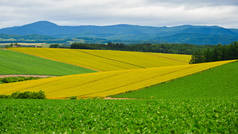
[0,75,54,78]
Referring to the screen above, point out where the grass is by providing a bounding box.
[114,61,238,99]
[0,49,94,75]
[0,98,237,133]
[0,60,233,98]
[10,48,191,71]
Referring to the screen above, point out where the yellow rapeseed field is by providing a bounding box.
[0,60,234,99]
[10,48,191,71]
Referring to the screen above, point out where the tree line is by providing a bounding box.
[51,42,215,55]
[190,42,238,63]
[50,42,238,63]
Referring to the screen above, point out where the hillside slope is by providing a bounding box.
[0,49,94,75]
[0,60,233,98]
[1,21,238,44]
[114,61,238,99]
[10,48,191,71]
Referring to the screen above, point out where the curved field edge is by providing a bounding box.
[0,60,234,99]
[0,49,95,75]
[9,48,191,71]
[114,61,238,99]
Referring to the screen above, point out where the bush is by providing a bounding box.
[1,77,39,83]
[69,96,77,100]
[50,44,60,48]
[10,90,46,99]
[2,77,20,83]
[0,95,9,99]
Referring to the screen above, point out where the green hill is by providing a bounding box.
[0,49,94,75]
[114,61,238,99]
[1,21,238,45]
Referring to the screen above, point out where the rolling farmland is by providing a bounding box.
[114,61,238,99]
[0,49,94,75]
[0,47,237,133]
[1,1,237,133]
[0,60,234,98]
[10,48,191,71]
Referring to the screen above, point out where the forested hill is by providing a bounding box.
[0,21,238,45]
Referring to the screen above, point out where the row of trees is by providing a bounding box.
[190,42,238,63]
[51,42,238,63]
[69,42,215,55]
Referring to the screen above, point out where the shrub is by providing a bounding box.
[10,90,46,99]
[0,95,9,99]
[50,44,60,48]
[1,77,39,83]
[69,96,77,100]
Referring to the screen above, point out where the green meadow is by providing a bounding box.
[0,49,94,75]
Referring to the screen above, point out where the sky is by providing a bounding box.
[0,0,238,28]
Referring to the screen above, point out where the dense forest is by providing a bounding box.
[190,42,238,63]
[63,43,215,55]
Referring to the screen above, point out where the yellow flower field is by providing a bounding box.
[0,60,234,99]
[10,48,191,71]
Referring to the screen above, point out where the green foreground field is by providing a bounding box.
[0,49,94,75]
[0,49,237,133]
[114,61,238,99]
[0,99,237,133]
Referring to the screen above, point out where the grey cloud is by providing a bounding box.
[145,0,238,6]
[0,0,237,28]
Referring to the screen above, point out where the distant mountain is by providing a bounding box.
[0,21,238,45]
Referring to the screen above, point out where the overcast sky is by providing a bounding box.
[0,0,238,28]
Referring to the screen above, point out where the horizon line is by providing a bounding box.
[0,20,237,29]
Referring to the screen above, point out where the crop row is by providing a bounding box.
[10,48,191,71]
[0,60,234,98]
[115,60,238,99]
[0,98,237,133]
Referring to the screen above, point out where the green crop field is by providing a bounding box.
[0,99,237,133]
[0,49,94,75]
[114,61,238,99]
[0,49,237,133]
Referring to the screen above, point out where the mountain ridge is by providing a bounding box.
[0,21,238,45]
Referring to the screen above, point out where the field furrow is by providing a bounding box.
[79,66,193,97]
[10,48,191,71]
[0,60,234,98]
